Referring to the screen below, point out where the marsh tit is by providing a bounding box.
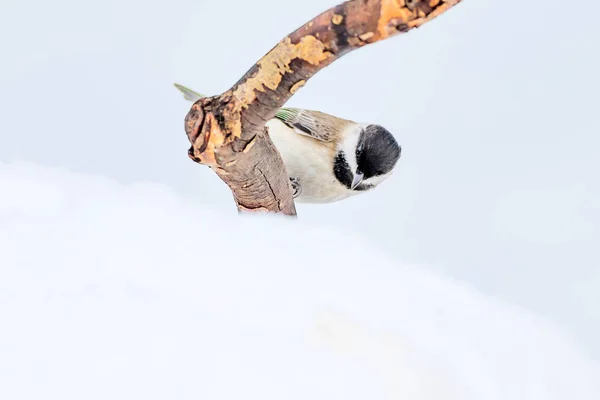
[175,83,401,204]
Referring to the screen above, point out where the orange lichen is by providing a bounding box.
[377,0,459,39]
[332,14,344,25]
[358,32,375,41]
[233,36,332,107]
[290,80,306,94]
[377,0,414,39]
[406,0,460,30]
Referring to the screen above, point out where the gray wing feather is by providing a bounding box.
[274,107,347,143]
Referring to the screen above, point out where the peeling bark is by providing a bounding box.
[184,0,463,216]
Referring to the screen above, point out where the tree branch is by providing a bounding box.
[184,0,463,216]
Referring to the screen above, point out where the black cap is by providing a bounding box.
[356,125,401,179]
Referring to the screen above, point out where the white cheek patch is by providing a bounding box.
[364,171,393,188]
[339,124,364,173]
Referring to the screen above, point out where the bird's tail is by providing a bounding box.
[173,83,205,102]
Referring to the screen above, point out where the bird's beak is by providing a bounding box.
[351,171,364,190]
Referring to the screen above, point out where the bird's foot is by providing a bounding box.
[289,177,302,198]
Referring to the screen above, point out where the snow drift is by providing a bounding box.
[1,161,599,399]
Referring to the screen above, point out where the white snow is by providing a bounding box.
[1,161,599,399]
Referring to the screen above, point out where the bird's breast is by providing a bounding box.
[266,119,357,204]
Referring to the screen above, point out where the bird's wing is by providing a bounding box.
[274,107,347,143]
[174,83,205,102]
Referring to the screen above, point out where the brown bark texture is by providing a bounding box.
[184,0,463,216]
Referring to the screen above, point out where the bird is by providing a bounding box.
[175,83,401,204]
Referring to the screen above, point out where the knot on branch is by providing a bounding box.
[185,93,246,168]
[184,101,204,145]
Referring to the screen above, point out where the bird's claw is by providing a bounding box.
[289,177,302,199]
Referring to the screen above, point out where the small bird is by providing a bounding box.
[175,83,401,204]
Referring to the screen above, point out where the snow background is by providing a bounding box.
[1,0,600,397]
[1,162,600,399]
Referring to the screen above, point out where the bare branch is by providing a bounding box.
[184,0,463,216]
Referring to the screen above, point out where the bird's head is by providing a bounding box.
[334,123,401,192]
